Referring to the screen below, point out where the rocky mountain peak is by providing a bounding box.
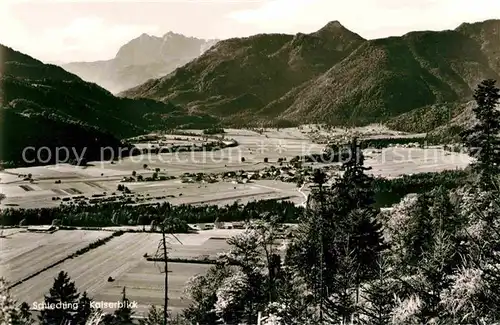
[162,31,185,39]
[321,20,344,30]
[311,20,365,41]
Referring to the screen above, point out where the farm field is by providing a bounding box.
[0,230,110,285]
[364,147,472,178]
[94,261,212,316]
[9,229,244,316]
[0,177,305,209]
[127,179,304,206]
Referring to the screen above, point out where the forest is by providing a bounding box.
[1,79,500,325]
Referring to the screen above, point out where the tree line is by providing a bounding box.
[0,170,469,228]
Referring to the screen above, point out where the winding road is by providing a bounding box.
[298,183,308,207]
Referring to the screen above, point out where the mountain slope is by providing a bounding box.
[121,19,500,129]
[62,32,218,93]
[263,25,499,124]
[0,44,216,167]
[385,102,473,133]
[121,22,366,123]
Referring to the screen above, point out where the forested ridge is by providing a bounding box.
[122,20,500,132]
[2,79,500,325]
[0,44,217,167]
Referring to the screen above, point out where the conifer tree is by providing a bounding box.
[339,137,375,210]
[458,187,500,321]
[0,279,34,325]
[359,258,396,325]
[346,208,386,283]
[18,302,34,325]
[429,187,465,271]
[414,230,455,322]
[400,194,434,269]
[269,265,317,325]
[75,291,93,325]
[39,271,80,325]
[461,79,500,190]
[288,138,385,322]
[140,306,165,325]
[337,138,386,285]
[322,246,357,324]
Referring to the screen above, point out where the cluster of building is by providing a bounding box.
[179,163,340,185]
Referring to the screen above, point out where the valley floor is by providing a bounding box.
[0,126,473,317]
[0,127,471,209]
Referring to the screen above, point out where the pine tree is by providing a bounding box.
[293,168,331,321]
[322,246,358,324]
[18,302,34,325]
[458,187,500,321]
[415,230,455,322]
[288,137,385,323]
[346,208,386,283]
[39,271,80,325]
[0,278,23,325]
[113,287,134,325]
[183,265,232,325]
[140,306,165,325]
[337,138,386,292]
[270,265,317,325]
[461,79,500,190]
[400,194,434,269]
[339,137,375,210]
[359,258,396,325]
[429,187,465,271]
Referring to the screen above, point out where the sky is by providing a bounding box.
[1,0,499,63]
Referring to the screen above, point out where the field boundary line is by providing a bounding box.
[146,256,220,265]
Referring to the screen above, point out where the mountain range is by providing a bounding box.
[62,32,218,94]
[121,19,500,132]
[2,19,499,167]
[0,44,216,167]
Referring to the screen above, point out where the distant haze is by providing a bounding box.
[1,0,499,63]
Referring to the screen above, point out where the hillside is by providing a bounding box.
[0,44,217,167]
[384,102,469,133]
[62,32,218,93]
[121,19,500,129]
[121,21,366,124]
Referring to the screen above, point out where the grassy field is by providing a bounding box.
[0,230,110,285]
[364,147,472,178]
[94,261,212,316]
[0,177,304,209]
[7,229,243,316]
